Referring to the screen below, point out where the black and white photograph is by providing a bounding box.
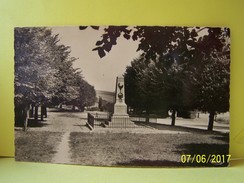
[14,26,230,167]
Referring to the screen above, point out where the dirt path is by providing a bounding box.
[48,109,91,164]
[27,108,90,164]
[28,108,89,132]
[52,132,72,164]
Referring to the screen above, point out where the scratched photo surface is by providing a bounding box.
[14,26,230,167]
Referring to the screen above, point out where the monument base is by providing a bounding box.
[109,115,136,128]
[113,102,128,116]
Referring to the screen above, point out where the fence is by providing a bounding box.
[87,113,158,129]
[130,116,157,123]
[87,113,95,129]
[108,116,137,128]
[87,112,111,129]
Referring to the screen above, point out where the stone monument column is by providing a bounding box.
[110,75,135,128]
[113,75,128,115]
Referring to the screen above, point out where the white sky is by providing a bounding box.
[51,26,141,92]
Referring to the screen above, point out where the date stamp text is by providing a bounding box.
[181,154,231,164]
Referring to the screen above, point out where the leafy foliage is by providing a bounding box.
[189,28,230,130]
[15,27,96,126]
[88,26,230,130]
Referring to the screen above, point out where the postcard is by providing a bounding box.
[14,26,230,167]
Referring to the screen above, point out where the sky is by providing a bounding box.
[51,26,141,92]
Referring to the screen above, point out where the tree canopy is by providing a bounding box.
[85,26,230,130]
[15,27,96,127]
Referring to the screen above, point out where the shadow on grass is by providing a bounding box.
[117,159,187,167]
[73,124,90,130]
[134,122,226,135]
[15,119,49,128]
[176,143,229,155]
[116,159,228,167]
[212,135,229,142]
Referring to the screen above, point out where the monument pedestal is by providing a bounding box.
[110,115,135,128]
[113,102,128,116]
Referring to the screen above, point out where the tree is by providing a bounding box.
[15,27,92,130]
[75,79,96,111]
[125,57,163,122]
[98,96,103,111]
[81,26,230,130]
[15,27,58,129]
[188,28,230,130]
[125,56,156,122]
[125,54,186,125]
[119,26,197,125]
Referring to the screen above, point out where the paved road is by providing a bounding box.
[156,113,229,133]
[130,113,229,133]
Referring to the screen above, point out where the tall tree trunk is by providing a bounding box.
[23,107,30,132]
[41,105,44,121]
[34,106,38,122]
[208,111,215,131]
[145,110,150,123]
[80,105,85,112]
[171,109,176,126]
[146,115,150,123]
[29,104,34,118]
[44,105,47,118]
[15,106,23,126]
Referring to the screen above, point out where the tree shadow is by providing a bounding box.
[15,119,49,128]
[116,159,187,167]
[14,128,25,132]
[134,122,226,135]
[116,159,227,167]
[27,119,49,127]
[212,135,229,142]
[73,124,90,130]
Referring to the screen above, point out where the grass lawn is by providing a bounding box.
[14,121,229,167]
[69,131,229,167]
[15,130,63,163]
